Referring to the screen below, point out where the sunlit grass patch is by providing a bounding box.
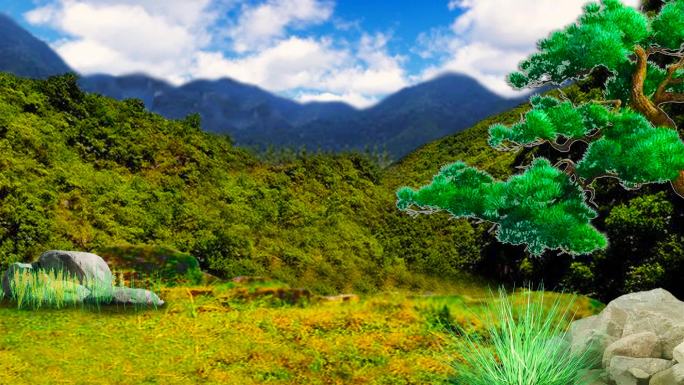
[0,277,602,385]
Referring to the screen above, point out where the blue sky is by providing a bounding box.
[1,0,640,108]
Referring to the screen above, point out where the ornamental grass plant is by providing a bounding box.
[2,267,162,311]
[449,286,600,385]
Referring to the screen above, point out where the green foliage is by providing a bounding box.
[397,158,607,256]
[449,287,599,385]
[509,0,648,88]
[0,72,398,295]
[509,0,684,106]
[488,96,609,148]
[575,108,684,185]
[97,245,203,286]
[400,1,684,258]
[651,0,684,49]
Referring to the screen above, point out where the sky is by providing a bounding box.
[2,0,641,108]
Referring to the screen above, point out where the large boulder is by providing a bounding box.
[567,289,684,385]
[1,262,34,298]
[37,250,114,290]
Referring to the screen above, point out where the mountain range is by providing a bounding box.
[0,13,529,159]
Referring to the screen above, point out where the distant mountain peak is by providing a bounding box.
[0,13,72,79]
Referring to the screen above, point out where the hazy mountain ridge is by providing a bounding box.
[0,14,527,159]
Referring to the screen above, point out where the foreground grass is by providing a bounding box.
[0,281,602,385]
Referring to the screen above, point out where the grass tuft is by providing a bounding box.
[4,267,161,311]
[449,286,600,385]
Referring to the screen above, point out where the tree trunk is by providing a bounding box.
[631,46,684,198]
[672,171,684,199]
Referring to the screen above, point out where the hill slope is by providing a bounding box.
[0,71,681,302]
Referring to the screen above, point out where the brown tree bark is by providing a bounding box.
[630,46,684,198]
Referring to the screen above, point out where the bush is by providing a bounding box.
[97,245,203,286]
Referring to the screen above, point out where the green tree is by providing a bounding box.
[397,0,684,256]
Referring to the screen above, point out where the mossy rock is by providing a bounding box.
[97,245,203,286]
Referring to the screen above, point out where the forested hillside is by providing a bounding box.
[0,73,393,294]
[1,71,682,301]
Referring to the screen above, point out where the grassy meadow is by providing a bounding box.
[0,272,603,385]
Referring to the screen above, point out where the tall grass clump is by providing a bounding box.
[449,286,599,385]
[5,267,160,311]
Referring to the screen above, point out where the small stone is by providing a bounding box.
[602,332,660,368]
[650,363,684,385]
[607,356,672,385]
[674,341,684,363]
[627,367,649,379]
[111,287,164,306]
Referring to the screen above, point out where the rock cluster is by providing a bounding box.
[566,288,684,385]
[1,250,164,307]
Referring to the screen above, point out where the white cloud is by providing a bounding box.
[192,37,345,91]
[421,0,643,97]
[420,42,530,97]
[24,0,218,84]
[229,0,334,53]
[191,33,408,108]
[23,0,407,107]
[296,91,376,108]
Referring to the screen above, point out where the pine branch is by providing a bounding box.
[654,56,684,105]
[404,207,441,217]
[646,46,684,58]
[594,99,623,111]
[545,130,603,153]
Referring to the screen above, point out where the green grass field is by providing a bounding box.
[0,275,603,385]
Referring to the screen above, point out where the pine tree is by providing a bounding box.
[397,0,684,256]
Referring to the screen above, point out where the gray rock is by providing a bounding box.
[614,290,684,360]
[578,369,608,385]
[607,356,672,385]
[546,335,571,356]
[649,362,684,385]
[628,367,649,380]
[570,315,618,369]
[603,332,661,368]
[674,341,684,364]
[37,250,113,290]
[111,287,164,306]
[1,262,35,298]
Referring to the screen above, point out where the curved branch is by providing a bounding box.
[405,207,441,217]
[594,99,623,111]
[546,130,603,153]
[647,46,684,58]
[654,56,684,105]
[630,45,677,128]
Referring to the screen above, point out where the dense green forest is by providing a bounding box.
[0,71,682,301]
